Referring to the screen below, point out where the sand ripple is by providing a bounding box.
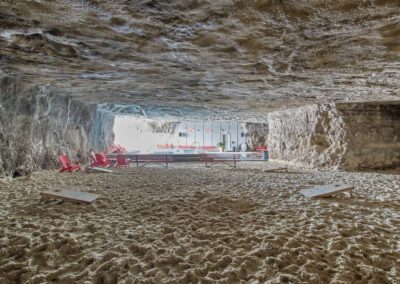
[0,164,399,283]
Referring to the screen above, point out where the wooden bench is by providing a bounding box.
[264,166,288,173]
[132,154,174,168]
[200,154,240,168]
[40,190,100,204]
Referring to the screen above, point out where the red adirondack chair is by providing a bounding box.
[94,153,111,167]
[89,151,112,167]
[101,151,113,167]
[90,152,98,167]
[116,154,129,167]
[90,152,101,167]
[59,154,81,172]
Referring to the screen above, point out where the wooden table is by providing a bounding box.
[107,152,264,168]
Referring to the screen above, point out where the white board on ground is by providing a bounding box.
[41,190,100,204]
[86,167,113,173]
[301,184,353,198]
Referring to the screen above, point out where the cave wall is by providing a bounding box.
[337,102,400,170]
[243,122,269,151]
[0,72,113,177]
[267,102,400,170]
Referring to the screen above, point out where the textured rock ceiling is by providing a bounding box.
[0,0,399,119]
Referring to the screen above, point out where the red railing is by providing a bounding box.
[178,145,197,149]
[156,144,220,151]
[157,144,175,149]
[198,146,219,151]
[255,146,268,157]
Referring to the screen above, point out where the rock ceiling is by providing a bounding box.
[0,0,399,119]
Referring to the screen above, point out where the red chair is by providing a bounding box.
[102,151,114,167]
[90,152,101,167]
[58,155,81,172]
[116,154,129,167]
[94,153,111,167]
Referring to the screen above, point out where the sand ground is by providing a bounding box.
[0,162,399,283]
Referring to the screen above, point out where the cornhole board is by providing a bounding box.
[301,184,353,198]
[264,166,288,173]
[40,190,100,204]
[86,167,113,173]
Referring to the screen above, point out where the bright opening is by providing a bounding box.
[113,116,248,153]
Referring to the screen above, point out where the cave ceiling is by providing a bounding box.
[0,0,399,119]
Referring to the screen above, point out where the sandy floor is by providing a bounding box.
[0,162,399,283]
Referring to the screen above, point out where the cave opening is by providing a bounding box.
[112,115,255,154]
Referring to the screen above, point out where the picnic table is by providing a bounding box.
[107,152,262,168]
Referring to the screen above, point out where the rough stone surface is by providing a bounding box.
[0,72,113,177]
[244,122,269,150]
[268,102,400,170]
[1,1,400,172]
[337,101,400,170]
[268,104,347,169]
[1,0,400,119]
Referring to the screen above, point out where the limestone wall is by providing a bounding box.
[0,72,113,177]
[267,104,347,169]
[337,102,400,170]
[267,102,400,170]
[243,122,269,151]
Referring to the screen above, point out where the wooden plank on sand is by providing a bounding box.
[301,184,353,198]
[86,167,113,173]
[264,166,288,173]
[40,190,100,204]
